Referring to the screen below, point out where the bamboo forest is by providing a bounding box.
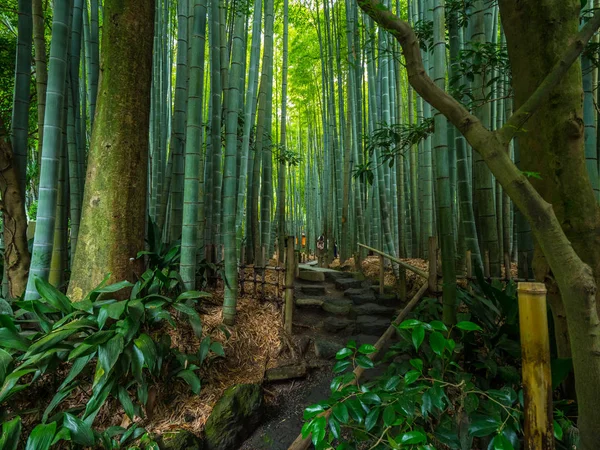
[2,0,600,448]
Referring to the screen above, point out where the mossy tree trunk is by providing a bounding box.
[0,116,30,299]
[500,0,600,385]
[68,0,154,300]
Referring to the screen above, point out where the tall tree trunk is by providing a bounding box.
[0,117,30,299]
[68,0,154,299]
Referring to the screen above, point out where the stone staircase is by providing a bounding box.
[293,264,402,343]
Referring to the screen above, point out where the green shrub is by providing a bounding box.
[0,268,222,448]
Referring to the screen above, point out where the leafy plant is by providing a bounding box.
[0,273,223,447]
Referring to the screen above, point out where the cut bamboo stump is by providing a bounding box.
[518,282,554,450]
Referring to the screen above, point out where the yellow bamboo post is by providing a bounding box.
[428,236,438,293]
[379,254,385,295]
[517,282,554,450]
[284,236,295,334]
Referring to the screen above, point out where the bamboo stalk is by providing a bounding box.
[287,281,429,450]
[379,253,385,295]
[428,236,438,293]
[358,242,428,279]
[517,282,554,450]
[284,236,295,334]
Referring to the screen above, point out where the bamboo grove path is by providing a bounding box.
[242,263,410,449]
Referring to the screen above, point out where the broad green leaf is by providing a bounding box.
[456,321,482,332]
[98,334,125,374]
[404,370,420,385]
[63,413,95,446]
[198,336,211,365]
[68,343,97,360]
[412,325,425,351]
[0,327,30,351]
[0,368,37,403]
[105,301,128,320]
[301,419,314,439]
[209,341,225,357]
[355,355,374,369]
[333,360,351,373]
[0,349,13,385]
[469,415,499,437]
[176,290,211,301]
[335,348,353,360]
[134,334,157,373]
[94,280,134,295]
[365,407,380,432]
[490,433,514,450]
[172,303,203,338]
[553,420,563,441]
[34,277,73,314]
[361,392,381,405]
[429,331,446,356]
[25,422,57,450]
[83,376,115,424]
[400,430,426,444]
[358,344,377,355]
[303,403,324,420]
[383,405,396,427]
[410,358,423,372]
[311,416,326,447]
[118,387,136,420]
[383,375,401,391]
[328,417,341,439]
[83,330,116,346]
[398,319,421,329]
[332,402,349,423]
[177,369,202,394]
[429,320,448,332]
[0,416,21,450]
[50,427,71,445]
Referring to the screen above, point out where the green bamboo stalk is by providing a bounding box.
[25,0,73,300]
[180,0,207,290]
[11,0,33,198]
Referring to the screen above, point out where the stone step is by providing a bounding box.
[354,303,397,318]
[322,298,353,316]
[300,285,327,296]
[356,315,391,336]
[297,270,325,282]
[321,317,356,335]
[334,277,364,290]
[344,288,376,305]
[313,338,344,360]
[324,271,354,282]
[373,292,400,307]
[295,297,324,308]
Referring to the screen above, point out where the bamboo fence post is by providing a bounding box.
[517,282,554,450]
[284,236,295,334]
[379,253,385,295]
[428,236,438,293]
[504,252,512,281]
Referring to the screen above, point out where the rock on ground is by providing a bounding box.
[204,384,264,450]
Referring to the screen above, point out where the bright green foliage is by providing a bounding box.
[0,262,222,446]
[301,278,576,449]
